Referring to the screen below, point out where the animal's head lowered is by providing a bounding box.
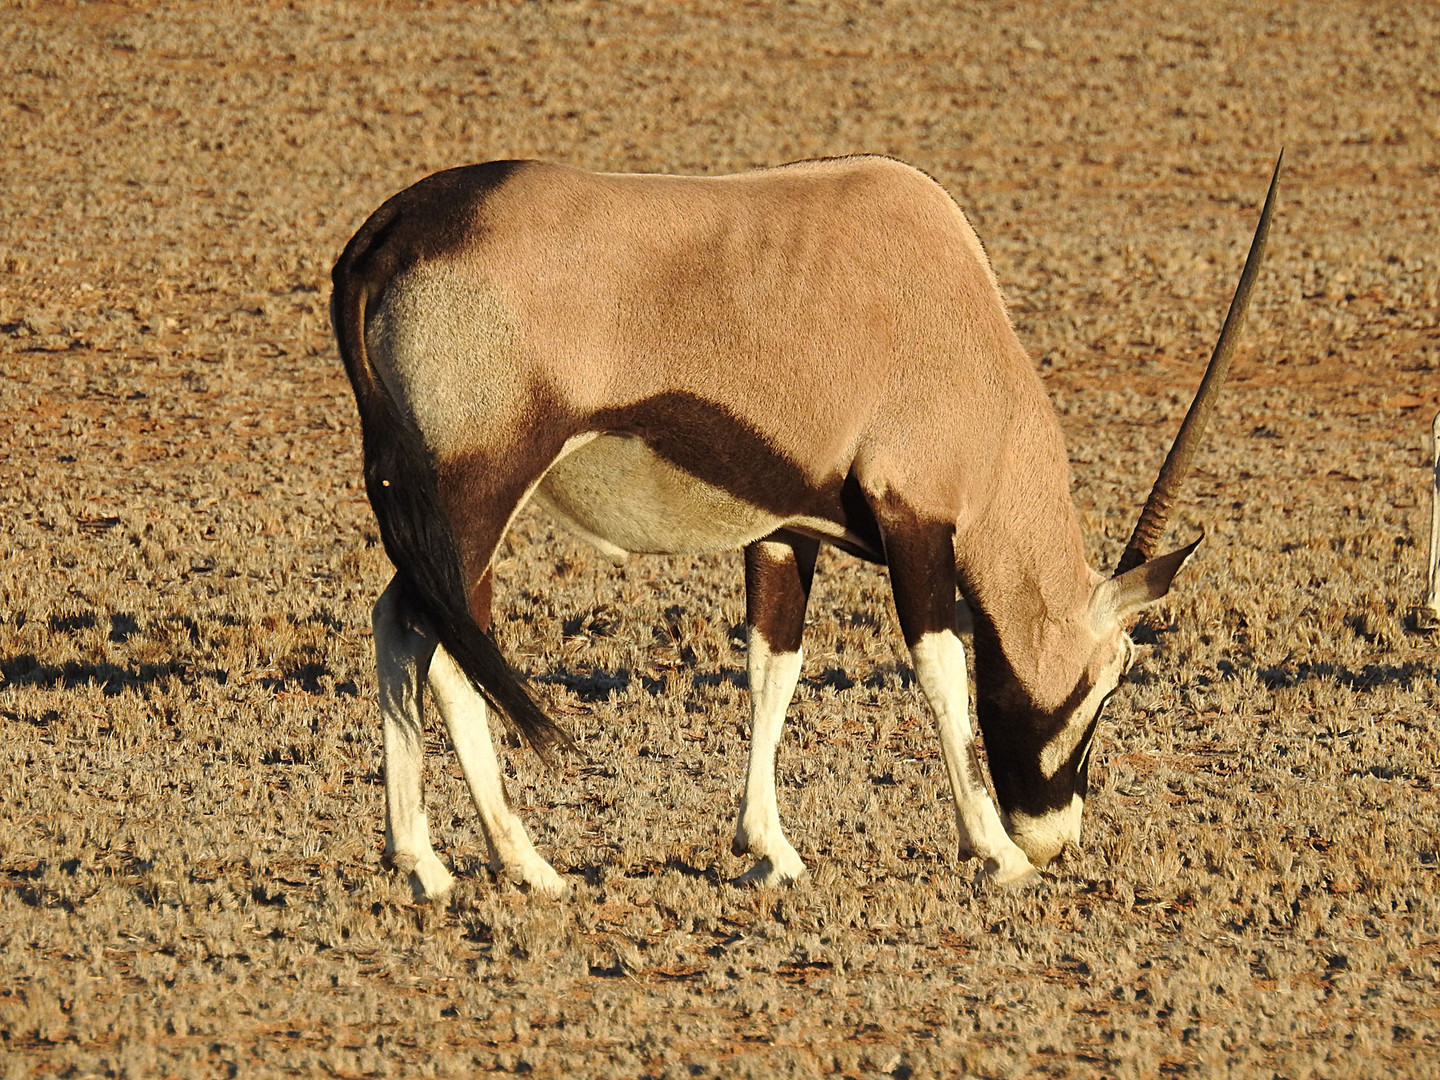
[981,151,1280,869]
[972,540,1199,867]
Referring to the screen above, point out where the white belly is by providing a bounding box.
[534,434,785,556]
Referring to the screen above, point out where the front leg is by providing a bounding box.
[732,535,819,886]
[373,576,456,902]
[879,515,1037,886]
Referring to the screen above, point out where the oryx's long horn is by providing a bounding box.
[1114,151,1283,575]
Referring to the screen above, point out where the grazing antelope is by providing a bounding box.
[1413,409,1440,631]
[332,153,1279,899]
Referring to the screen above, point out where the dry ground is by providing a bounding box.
[2,1,1439,1076]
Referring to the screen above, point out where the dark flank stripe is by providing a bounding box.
[587,392,885,563]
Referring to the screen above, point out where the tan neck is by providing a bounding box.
[955,415,1096,712]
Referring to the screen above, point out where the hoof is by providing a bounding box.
[518,865,569,900]
[734,854,808,888]
[409,856,457,903]
[976,854,1041,890]
[524,875,567,898]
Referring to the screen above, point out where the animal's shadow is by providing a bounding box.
[537,660,915,703]
[0,610,358,699]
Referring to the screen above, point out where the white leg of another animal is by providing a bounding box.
[373,579,455,902]
[427,645,567,898]
[910,630,1037,886]
[1426,409,1440,616]
[732,634,807,886]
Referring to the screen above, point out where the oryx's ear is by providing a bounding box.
[1090,533,1203,628]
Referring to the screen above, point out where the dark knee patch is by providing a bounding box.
[875,505,958,647]
[745,536,819,654]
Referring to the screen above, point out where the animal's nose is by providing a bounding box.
[1017,835,1064,869]
[1006,803,1083,868]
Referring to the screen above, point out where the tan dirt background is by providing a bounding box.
[2,1,1439,1076]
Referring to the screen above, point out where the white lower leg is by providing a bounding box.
[910,630,1036,884]
[374,580,454,902]
[732,634,806,885]
[428,646,566,897]
[1426,409,1440,616]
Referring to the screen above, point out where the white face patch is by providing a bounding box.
[1037,635,1134,780]
[1007,794,1084,868]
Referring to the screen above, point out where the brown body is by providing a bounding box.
[365,160,1080,564]
[333,155,1276,898]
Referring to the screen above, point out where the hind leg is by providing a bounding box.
[732,534,819,886]
[423,463,571,897]
[427,574,566,897]
[373,575,455,901]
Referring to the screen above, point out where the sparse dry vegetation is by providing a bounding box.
[3,1,1439,1076]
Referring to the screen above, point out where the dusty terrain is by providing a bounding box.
[2,1,1439,1076]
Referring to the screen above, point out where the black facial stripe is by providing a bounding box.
[1073,685,1116,773]
[973,615,1135,818]
[1074,711,1102,769]
[985,680,1115,817]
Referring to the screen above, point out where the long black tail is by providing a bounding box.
[331,224,572,763]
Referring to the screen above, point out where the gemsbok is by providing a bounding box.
[1415,409,1440,631]
[332,153,1280,899]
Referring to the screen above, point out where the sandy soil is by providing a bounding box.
[2,1,1439,1076]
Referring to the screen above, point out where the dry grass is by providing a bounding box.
[3,1,1439,1076]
